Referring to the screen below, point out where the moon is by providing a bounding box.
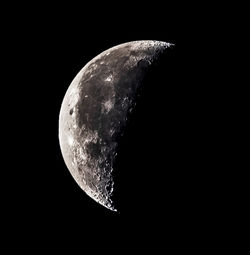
[59,40,174,212]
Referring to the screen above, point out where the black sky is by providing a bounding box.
[3,4,225,249]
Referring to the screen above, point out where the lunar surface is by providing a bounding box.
[59,41,174,212]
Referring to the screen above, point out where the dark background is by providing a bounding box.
[3,3,230,250]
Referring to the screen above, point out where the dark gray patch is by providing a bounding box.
[86,142,102,159]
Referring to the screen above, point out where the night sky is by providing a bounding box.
[4,4,221,249]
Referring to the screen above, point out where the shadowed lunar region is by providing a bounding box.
[59,41,175,212]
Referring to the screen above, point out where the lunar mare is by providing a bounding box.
[59,41,174,211]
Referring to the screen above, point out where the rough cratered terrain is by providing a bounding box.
[59,41,174,211]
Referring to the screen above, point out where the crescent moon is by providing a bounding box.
[59,40,174,211]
